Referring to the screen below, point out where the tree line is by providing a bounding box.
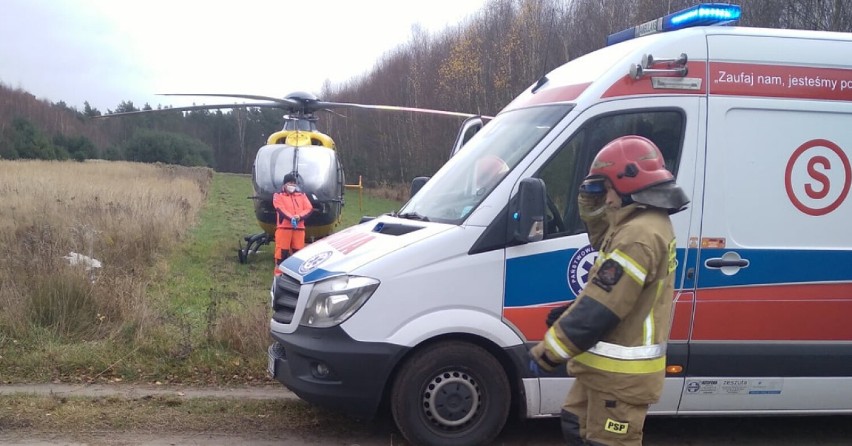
[1,0,850,184]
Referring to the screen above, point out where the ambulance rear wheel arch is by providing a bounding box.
[390,338,514,446]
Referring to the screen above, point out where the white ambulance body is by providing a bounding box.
[268,6,852,445]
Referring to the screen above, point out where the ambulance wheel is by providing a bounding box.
[391,341,510,446]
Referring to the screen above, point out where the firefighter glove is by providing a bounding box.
[528,358,543,377]
[545,303,572,327]
[578,193,606,219]
[529,340,563,373]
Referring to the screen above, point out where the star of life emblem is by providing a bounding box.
[567,245,598,296]
[299,251,333,275]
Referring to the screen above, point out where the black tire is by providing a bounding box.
[391,341,511,446]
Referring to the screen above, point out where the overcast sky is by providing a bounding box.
[0,0,489,112]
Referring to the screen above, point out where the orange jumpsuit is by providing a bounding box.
[272,190,313,266]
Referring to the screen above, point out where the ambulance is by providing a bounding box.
[267,4,852,445]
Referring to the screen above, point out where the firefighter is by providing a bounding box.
[272,173,313,273]
[530,135,689,446]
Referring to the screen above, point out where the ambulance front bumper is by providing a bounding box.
[268,325,407,418]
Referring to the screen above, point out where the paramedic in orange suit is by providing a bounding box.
[273,173,313,272]
[529,135,690,446]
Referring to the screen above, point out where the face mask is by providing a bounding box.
[285,185,296,193]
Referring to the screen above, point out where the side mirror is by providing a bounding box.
[512,178,546,243]
[410,177,430,198]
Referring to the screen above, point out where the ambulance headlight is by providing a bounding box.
[300,275,380,328]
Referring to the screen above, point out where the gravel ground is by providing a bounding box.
[2,383,851,445]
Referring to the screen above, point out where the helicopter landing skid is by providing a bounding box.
[238,232,272,264]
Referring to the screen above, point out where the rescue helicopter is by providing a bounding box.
[101,91,487,263]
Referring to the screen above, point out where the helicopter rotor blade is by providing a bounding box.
[95,90,490,120]
[317,101,493,119]
[96,102,286,118]
[322,108,348,119]
[159,93,299,107]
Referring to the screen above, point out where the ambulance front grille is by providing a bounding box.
[272,273,301,324]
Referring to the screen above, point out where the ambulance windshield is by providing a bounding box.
[398,104,572,224]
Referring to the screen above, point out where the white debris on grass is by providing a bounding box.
[63,252,103,270]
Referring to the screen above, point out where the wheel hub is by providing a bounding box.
[422,371,480,428]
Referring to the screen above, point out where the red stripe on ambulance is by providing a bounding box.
[710,62,852,101]
[600,62,852,101]
[506,283,852,343]
[670,291,694,342]
[503,306,555,341]
[709,62,852,101]
[692,283,852,341]
[504,290,694,342]
[503,83,591,111]
[602,62,708,98]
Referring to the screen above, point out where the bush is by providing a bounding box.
[124,128,214,167]
[54,134,97,161]
[2,118,57,160]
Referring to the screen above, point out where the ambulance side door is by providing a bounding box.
[683,35,852,413]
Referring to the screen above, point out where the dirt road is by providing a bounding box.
[2,384,851,445]
[0,383,297,401]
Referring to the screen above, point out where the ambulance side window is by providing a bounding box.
[537,109,684,238]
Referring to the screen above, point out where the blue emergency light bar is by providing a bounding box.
[606,3,742,46]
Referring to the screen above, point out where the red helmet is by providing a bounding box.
[475,155,509,189]
[588,135,673,194]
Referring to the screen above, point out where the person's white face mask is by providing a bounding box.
[285,185,296,193]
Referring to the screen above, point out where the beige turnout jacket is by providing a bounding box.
[538,202,677,405]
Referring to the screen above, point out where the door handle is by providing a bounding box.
[704,251,749,275]
[705,259,749,268]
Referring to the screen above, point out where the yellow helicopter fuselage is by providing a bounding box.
[252,130,344,242]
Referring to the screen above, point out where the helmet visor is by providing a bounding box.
[579,177,607,195]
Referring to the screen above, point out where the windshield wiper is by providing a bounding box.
[396,212,430,222]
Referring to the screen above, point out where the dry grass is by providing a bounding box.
[210,294,271,355]
[0,164,417,441]
[0,161,404,387]
[0,160,211,345]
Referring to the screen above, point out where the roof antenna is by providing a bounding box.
[532,8,557,94]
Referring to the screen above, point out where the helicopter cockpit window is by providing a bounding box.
[283,118,316,132]
[398,104,573,224]
[535,109,685,238]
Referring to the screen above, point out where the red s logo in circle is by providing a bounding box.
[805,156,830,199]
[785,139,851,216]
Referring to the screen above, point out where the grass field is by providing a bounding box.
[0,160,404,385]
